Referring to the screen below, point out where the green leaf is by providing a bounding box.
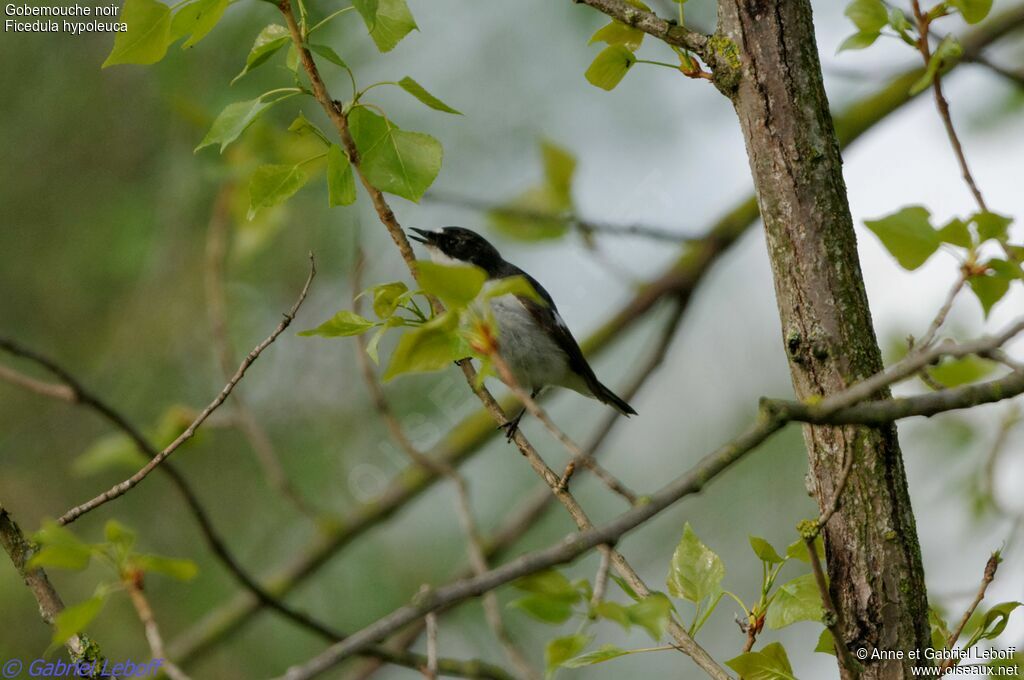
[594,601,631,628]
[28,521,93,571]
[585,45,636,91]
[482,275,546,305]
[72,433,148,477]
[513,570,581,601]
[972,211,1013,242]
[564,644,631,668]
[845,0,888,32]
[289,112,329,144]
[352,0,417,52]
[969,266,1014,317]
[749,536,784,564]
[864,206,941,270]
[327,144,357,207]
[397,77,462,115]
[104,520,136,552]
[103,0,171,67]
[815,628,836,655]
[545,634,592,678]
[132,554,199,581]
[248,164,310,219]
[196,98,275,153]
[766,573,824,629]
[928,355,996,387]
[52,596,105,646]
[785,535,825,563]
[726,642,797,680]
[910,35,962,95]
[627,592,673,641]
[382,312,464,381]
[232,24,290,83]
[965,601,1021,648]
[299,310,375,337]
[489,187,570,241]
[949,0,993,24]
[589,21,644,51]
[310,44,349,69]
[509,595,575,624]
[938,218,972,248]
[611,574,639,601]
[667,523,725,603]
[838,31,880,52]
[366,281,409,319]
[415,260,487,308]
[348,107,443,202]
[542,141,576,207]
[176,0,227,48]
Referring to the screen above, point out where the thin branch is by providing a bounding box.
[0,362,74,401]
[917,271,968,349]
[0,504,105,665]
[939,552,1001,675]
[570,0,710,56]
[203,182,317,518]
[56,254,317,526]
[590,549,612,611]
[424,607,438,680]
[125,580,192,680]
[804,535,862,678]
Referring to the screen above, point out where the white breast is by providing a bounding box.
[489,293,570,392]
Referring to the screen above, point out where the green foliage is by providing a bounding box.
[910,36,963,95]
[963,601,1021,649]
[749,536,784,564]
[815,628,836,655]
[233,25,291,84]
[368,281,409,318]
[129,554,199,581]
[969,260,1021,317]
[627,592,673,640]
[949,0,993,24]
[864,206,941,270]
[310,44,349,70]
[415,261,487,307]
[510,595,576,624]
[765,573,823,629]
[489,140,576,241]
[726,642,797,680]
[52,596,106,648]
[397,77,462,115]
[248,163,311,219]
[72,432,148,476]
[838,0,887,52]
[927,355,996,387]
[103,0,171,68]
[382,312,466,381]
[589,21,644,51]
[563,644,631,667]
[585,45,636,91]
[545,634,591,678]
[785,535,824,563]
[352,0,418,53]
[28,521,93,571]
[173,0,227,49]
[667,523,725,603]
[326,144,357,206]
[299,310,376,337]
[196,97,285,153]
[348,107,443,202]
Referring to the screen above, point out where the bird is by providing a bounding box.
[408,226,636,439]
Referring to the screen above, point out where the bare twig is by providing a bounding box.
[939,552,1001,675]
[590,549,612,611]
[424,607,438,680]
[125,580,192,680]
[203,183,317,518]
[804,535,862,678]
[918,272,968,349]
[56,254,316,526]
[0,362,74,401]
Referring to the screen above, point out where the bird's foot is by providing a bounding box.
[498,412,524,442]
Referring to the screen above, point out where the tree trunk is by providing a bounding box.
[714,2,930,677]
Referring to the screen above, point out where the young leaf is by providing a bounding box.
[972,211,1013,243]
[815,628,837,655]
[864,206,941,270]
[542,141,576,208]
[132,554,199,581]
[589,21,644,51]
[233,25,290,83]
[545,634,592,677]
[949,0,993,24]
[310,44,349,69]
[969,263,1016,317]
[563,644,631,668]
[785,535,825,563]
[509,595,575,624]
[72,433,148,477]
[102,0,171,68]
[965,601,1021,648]
[513,570,581,601]
[176,0,227,49]
[594,601,631,628]
[489,188,570,241]
[398,77,462,115]
[766,573,824,629]
[481,275,546,305]
[348,107,443,202]
[938,218,972,248]
[104,520,136,553]
[667,523,725,603]
[928,356,995,387]
[28,521,93,571]
[844,0,888,32]
[749,536,784,564]
[196,98,275,153]
[327,144,357,207]
[627,592,673,640]
[910,35,963,95]
[299,310,375,337]
[838,31,880,52]
[382,312,465,381]
[585,45,636,91]
[51,596,105,646]
[415,260,487,308]
[352,0,417,53]
[726,642,797,680]
[248,164,310,219]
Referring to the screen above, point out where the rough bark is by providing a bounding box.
[715,2,930,677]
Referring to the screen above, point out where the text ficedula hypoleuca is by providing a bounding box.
[409,227,636,436]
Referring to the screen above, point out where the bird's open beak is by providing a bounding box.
[408,228,435,245]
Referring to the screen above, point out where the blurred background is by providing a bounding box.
[1,0,1023,677]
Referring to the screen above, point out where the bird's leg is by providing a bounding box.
[499,389,539,442]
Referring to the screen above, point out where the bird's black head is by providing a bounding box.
[409,227,505,274]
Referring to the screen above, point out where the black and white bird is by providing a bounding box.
[409,227,636,437]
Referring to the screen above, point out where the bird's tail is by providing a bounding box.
[589,379,637,416]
